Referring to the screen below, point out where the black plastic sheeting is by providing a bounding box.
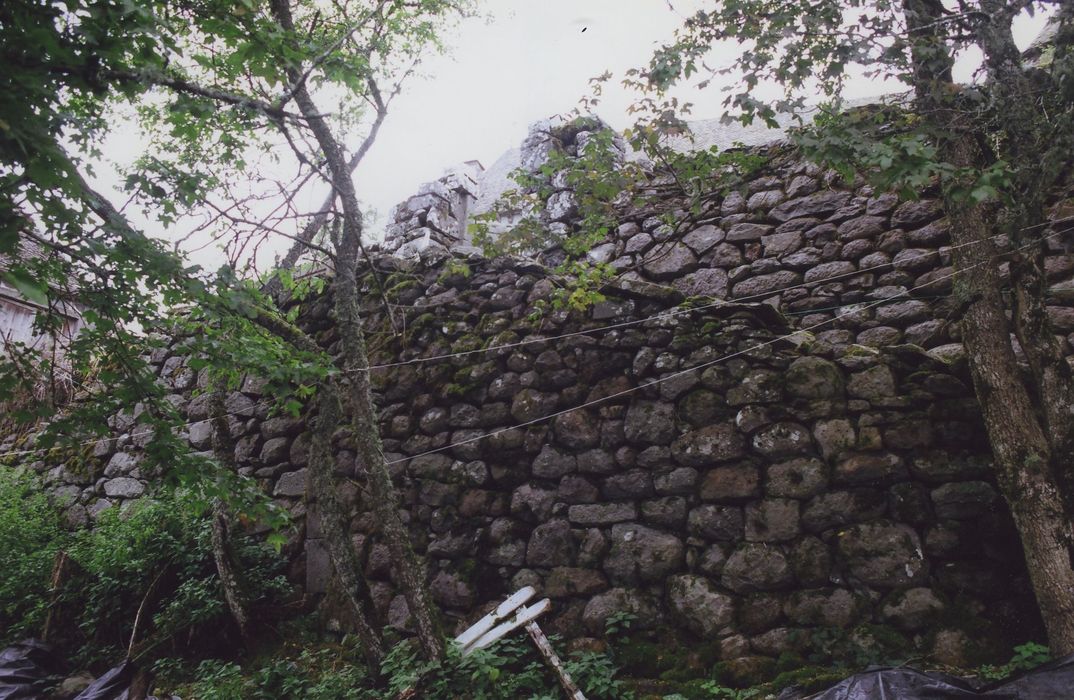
[71,661,133,700]
[0,640,140,700]
[0,639,63,700]
[779,654,1074,700]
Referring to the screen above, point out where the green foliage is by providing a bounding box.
[604,611,638,638]
[696,682,762,700]
[438,259,472,284]
[0,467,68,641]
[181,660,248,700]
[976,642,1051,681]
[563,651,630,698]
[67,491,290,666]
[798,624,911,669]
[161,632,632,699]
[167,645,379,700]
[0,0,472,535]
[0,475,291,664]
[796,106,1015,204]
[619,0,1074,229]
[471,115,763,314]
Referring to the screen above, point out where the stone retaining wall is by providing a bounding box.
[17,134,1074,668]
[26,245,1049,667]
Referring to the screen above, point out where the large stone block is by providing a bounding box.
[784,357,844,399]
[688,504,744,541]
[699,464,761,501]
[568,502,637,526]
[744,499,801,542]
[511,483,556,522]
[770,191,852,222]
[582,588,660,635]
[624,401,677,444]
[766,458,828,499]
[722,544,793,592]
[836,521,928,588]
[545,567,608,598]
[667,574,734,638]
[784,588,863,628]
[671,423,746,467]
[527,519,576,567]
[642,242,698,280]
[532,445,577,479]
[103,477,144,499]
[603,523,685,585]
[274,469,308,497]
[751,422,812,459]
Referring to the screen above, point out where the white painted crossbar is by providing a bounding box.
[453,586,587,699]
[462,598,551,653]
[455,585,537,652]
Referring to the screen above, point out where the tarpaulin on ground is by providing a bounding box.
[0,640,138,700]
[0,639,63,700]
[72,661,133,700]
[779,654,1074,700]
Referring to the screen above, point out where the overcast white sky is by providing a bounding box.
[93,1,1053,271]
[356,0,1049,221]
[355,0,707,215]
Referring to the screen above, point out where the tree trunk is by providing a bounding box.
[902,0,1074,653]
[209,390,253,647]
[269,0,446,661]
[308,387,385,671]
[944,174,1074,652]
[247,306,387,669]
[210,502,253,646]
[976,0,1074,519]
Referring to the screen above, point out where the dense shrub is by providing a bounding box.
[0,467,69,643]
[0,468,291,667]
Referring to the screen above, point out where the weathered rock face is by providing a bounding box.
[22,137,1071,667]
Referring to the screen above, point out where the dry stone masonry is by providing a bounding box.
[15,119,1074,671]
[382,161,483,258]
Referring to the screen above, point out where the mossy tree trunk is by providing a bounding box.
[308,387,385,670]
[208,389,252,647]
[248,311,387,670]
[903,0,1074,654]
[269,0,446,662]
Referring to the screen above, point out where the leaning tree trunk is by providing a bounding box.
[208,389,253,647]
[248,310,386,668]
[975,0,1074,518]
[944,175,1074,653]
[902,0,1074,654]
[270,0,446,661]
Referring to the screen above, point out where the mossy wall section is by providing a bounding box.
[23,149,1074,669]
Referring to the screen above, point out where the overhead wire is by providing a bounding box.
[0,224,1062,462]
[356,217,1057,372]
[383,229,1061,465]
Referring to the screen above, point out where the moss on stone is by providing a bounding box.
[437,259,471,285]
[453,334,484,353]
[711,655,778,687]
[842,343,880,358]
[613,633,715,683]
[765,664,846,695]
[383,274,421,299]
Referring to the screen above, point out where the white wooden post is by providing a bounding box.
[526,621,587,700]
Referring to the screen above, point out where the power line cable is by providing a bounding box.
[356,218,1056,371]
[384,231,1059,465]
[0,225,1061,461]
